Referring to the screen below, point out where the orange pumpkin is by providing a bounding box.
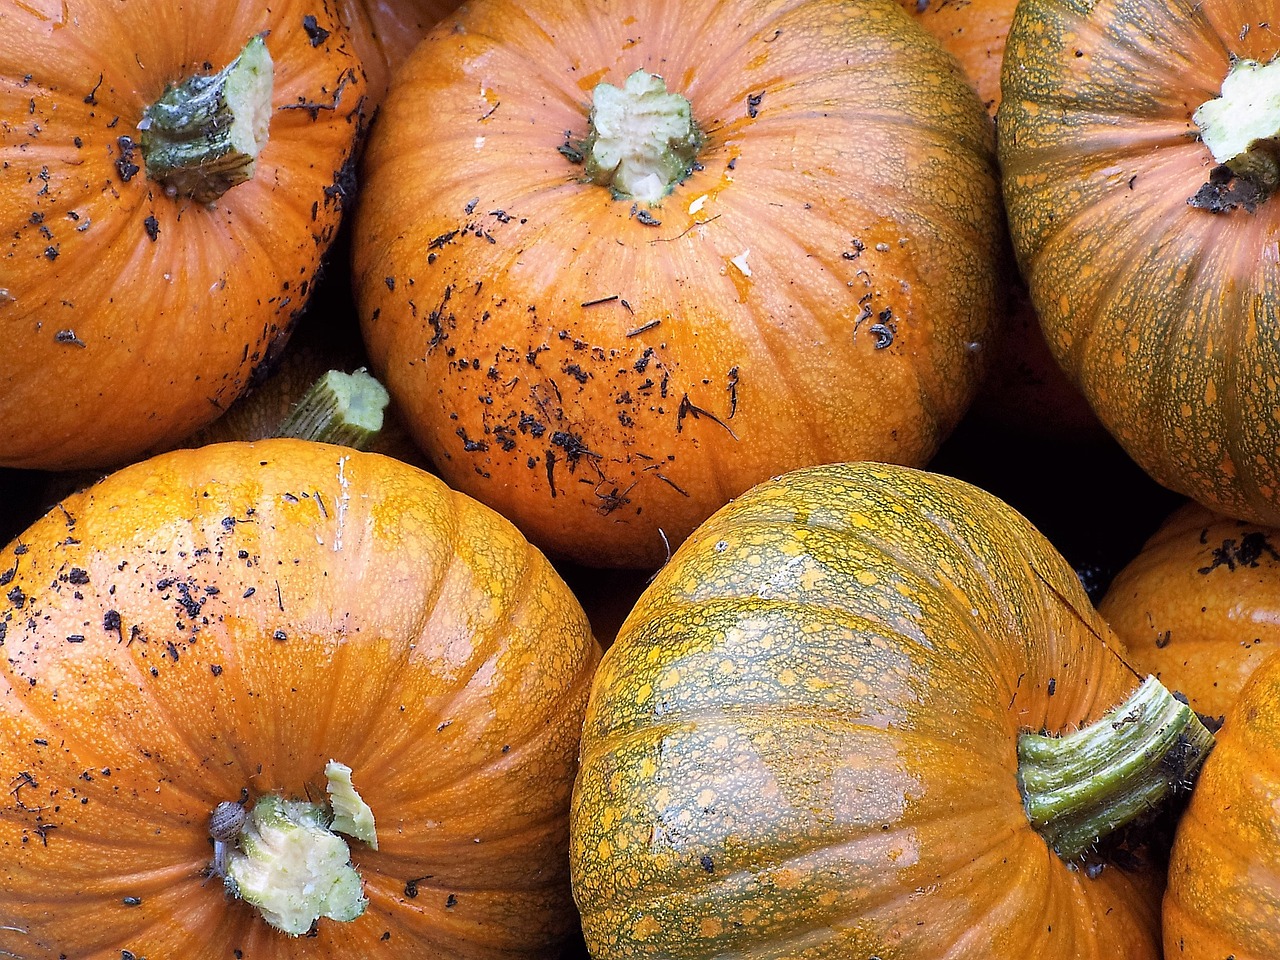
[999,0,1280,522]
[1101,501,1280,720]
[0,2,365,471]
[353,0,1003,568]
[0,439,600,957]
[1165,650,1280,957]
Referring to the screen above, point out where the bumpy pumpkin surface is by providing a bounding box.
[0,439,600,958]
[897,0,1014,114]
[1101,501,1280,720]
[1165,651,1280,958]
[898,0,1100,440]
[571,462,1161,959]
[999,0,1280,522]
[0,2,365,470]
[354,0,1002,568]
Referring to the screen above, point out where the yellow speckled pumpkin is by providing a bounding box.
[569,462,1210,960]
[1102,501,1280,720]
[354,0,1003,568]
[999,0,1280,520]
[0,3,365,470]
[0,439,600,958]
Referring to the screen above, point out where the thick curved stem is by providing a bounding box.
[1018,676,1214,861]
[581,70,702,205]
[140,35,274,204]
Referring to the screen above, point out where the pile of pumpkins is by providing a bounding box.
[0,0,1276,957]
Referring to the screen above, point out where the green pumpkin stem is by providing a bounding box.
[580,70,702,205]
[1192,55,1280,203]
[140,35,273,204]
[1017,676,1214,861]
[275,368,390,450]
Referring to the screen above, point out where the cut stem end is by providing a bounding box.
[1191,56,1280,209]
[275,368,390,449]
[213,764,378,936]
[581,70,701,205]
[141,35,274,204]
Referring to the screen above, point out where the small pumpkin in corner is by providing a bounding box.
[0,3,366,470]
[1101,501,1280,721]
[1165,649,1280,958]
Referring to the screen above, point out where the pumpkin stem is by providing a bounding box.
[1190,56,1280,208]
[275,368,391,449]
[1017,676,1214,861]
[581,70,702,205]
[140,35,273,204]
[218,763,378,936]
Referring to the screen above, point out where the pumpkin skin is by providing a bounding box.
[337,0,462,105]
[354,0,1003,568]
[896,0,1013,115]
[570,461,1160,959]
[1164,651,1280,958]
[1101,501,1280,720]
[897,0,1101,440]
[998,0,1280,522]
[0,2,366,471]
[0,438,601,958]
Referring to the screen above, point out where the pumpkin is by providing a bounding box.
[0,438,601,957]
[353,0,1004,568]
[998,0,1280,522]
[1165,649,1280,958]
[0,3,366,471]
[569,461,1212,959]
[1100,501,1280,720]
[337,0,462,105]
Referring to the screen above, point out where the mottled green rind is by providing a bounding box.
[998,0,1280,527]
[571,461,1161,960]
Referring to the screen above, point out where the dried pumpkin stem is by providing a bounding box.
[140,35,273,204]
[275,368,390,450]
[1192,55,1280,200]
[581,70,702,205]
[1017,675,1214,861]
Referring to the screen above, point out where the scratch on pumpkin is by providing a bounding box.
[334,455,350,552]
